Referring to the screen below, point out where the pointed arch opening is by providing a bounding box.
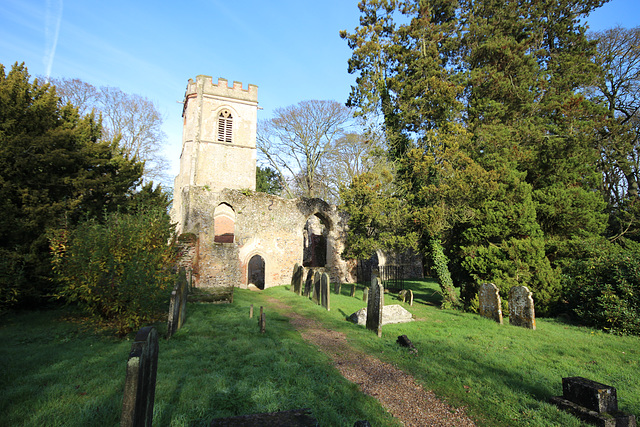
[303,213,330,268]
[214,203,235,243]
[217,109,233,143]
[248,254,265,290]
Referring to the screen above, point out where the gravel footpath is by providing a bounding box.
[268,298,476,426]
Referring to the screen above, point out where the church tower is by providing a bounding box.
[172,75,258,232]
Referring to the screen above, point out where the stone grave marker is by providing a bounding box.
[167,268,189,339]
[249,304,254,319]
[407,289,414,306]
[366,274,384,337]
[312,271,321,305]
[509,285,536,329]
[260,311,266,334]
[363,286,369,304]
[478,283,503,324]
[350,284,356,298]
[321,272,330,311]
[304,269,314,298]
[291,263,303,294]
[120,326,159,427]
[334,282,342,295]
[550,377,636,426]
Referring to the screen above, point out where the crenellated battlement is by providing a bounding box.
[185,75,258,103]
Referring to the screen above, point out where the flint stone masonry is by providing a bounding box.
[120,327,158,427]
[321,272,330,311]
[509,285,536,329]
[350,305,414,326]
[478,283,503,324]
[366,275,384,337]
[550,377,636,427]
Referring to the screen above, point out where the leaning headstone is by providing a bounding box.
[363,286,369,304]
[120,326,159,427]
[407,289,414,306]
[550,377,636,426]
[292,264,304,295]
[509,285,535,329]
[321,272,330,311]
[478,283,503,324]
[312,271,321,305]
[398,289,408,303]
[167,268,189,339]
[304,269,314,298]
[350,284,356,298]
[366,274,384,337]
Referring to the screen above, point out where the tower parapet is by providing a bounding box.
[184,76,258,108]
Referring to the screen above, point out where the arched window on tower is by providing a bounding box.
[217,110,233,143]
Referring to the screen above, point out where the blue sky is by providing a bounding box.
[1,0,639,183]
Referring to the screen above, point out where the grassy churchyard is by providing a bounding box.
[1,279,638,426]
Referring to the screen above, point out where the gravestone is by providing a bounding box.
[334,282,341,295]
[321,272,330,311]
[121,326,159,427]
[167,268,189,339]
[550,377,636,426]
[350,284,356,298]
[509,285,536,329]
[291,263,304,295]
[312,271,321,305]
[363,286,369,304]
[366,274,384,337]
[249,304,253,319]
[478,283,503,324]
[406,289,413,306]
[260,311,266,334]
[304,269,314,298]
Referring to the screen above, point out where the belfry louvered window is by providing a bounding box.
[217,110,233,143]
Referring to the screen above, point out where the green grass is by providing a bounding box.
[1,280,638,426]
[269,280,640,426]
[0,292,398,427]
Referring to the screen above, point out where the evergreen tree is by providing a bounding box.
[0,63,143,308]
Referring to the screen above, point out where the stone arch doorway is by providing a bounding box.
[248,254,265,290]
[303,213,330,268]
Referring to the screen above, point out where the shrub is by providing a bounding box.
[563,241,640,335]
[50,207,176,335]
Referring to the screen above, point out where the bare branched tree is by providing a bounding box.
[51,77,169,183]
[257,100,353,199]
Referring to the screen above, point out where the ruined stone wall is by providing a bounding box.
[179,187,351,289]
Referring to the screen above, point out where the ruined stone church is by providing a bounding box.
[170,75,353,290]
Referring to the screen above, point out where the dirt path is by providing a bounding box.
[267,297,476,427]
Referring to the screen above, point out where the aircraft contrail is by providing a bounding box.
[44,0,63,81]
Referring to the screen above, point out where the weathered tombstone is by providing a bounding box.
[407,289,414,306]
[304,269,314,298]
[478,283,503,324]
[334,282,342,295]
[350,284,356,298]
[249,304,254,319]
[550,377,636,426]
[312,271,321,305]
[363,286,369,304]
[508,285,535,329]
[321,272,330,311]
[120,326,158,427]
[366,274,384,337]
[398,289,407,303]
[259,306,264,326]
[260,311,266,334]
[167,268,189,339]
[292,263,304,295]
